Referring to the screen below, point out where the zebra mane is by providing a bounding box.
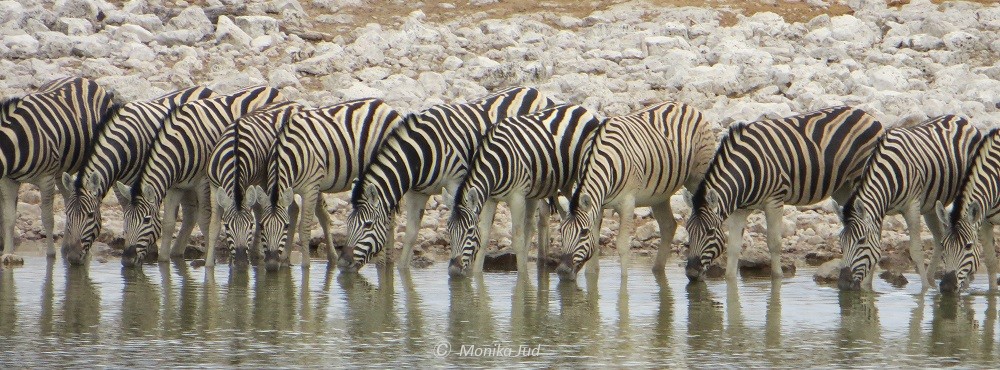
[232,111,245,210]
[454,112,511,210]
[839,131,893,223]
[265,106,299,206]
[948,127,1000,227]
[568,118,610,214]
[73,103,126,191]
[349,112,418,210]
[690,121,751,211]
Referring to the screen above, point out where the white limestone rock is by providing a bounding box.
[0,34,39,58]
[215,15,252,47]
[234,15,280,38]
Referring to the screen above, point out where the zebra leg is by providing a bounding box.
[170,190,199,259]
[0,178,22,264]
[36,176,57,258]
[296,188,320,268]
[509,196,534,273]
[313,196,337,265]
[585,213,605,276]
[398,192,430,271]
[198,185,216,267]
[651,201,677,272]
[981,224,997,291]
[923,212,945,280]
[903,203,930,289]
[615,197,636,276]
[472,199,498,275]
[725,209,751,280]
[158,190,182,262]
[536,201,550,270]
[764,203,785,278]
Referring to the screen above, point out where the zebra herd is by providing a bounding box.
[1,77,998,293]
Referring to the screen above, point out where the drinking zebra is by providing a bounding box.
[254,98,403,271]
[207,101,302,268]
[936,128,1000,292]
[115,86,282,267]
[341,87,556,272]
[685,106,884,281]
[447,104,603,276]
[555,101,717,281]
[60,86,215,265]
[837,115,981,291]
[0,77,113,264]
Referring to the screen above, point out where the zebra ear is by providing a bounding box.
[464,188,482,208]
[278,187,295,209]
[831,200,844,220]
[141,183,155,201]
[216,190,234,210]
[935,201,949,225]
[579,193,594,212]
[364,183,380,208]
[61,172,76,192]
[113,181,131,205]
[965,201,982,222]
[242,187,260,210]
[682,188,694,209]
[84,173,102,198]
[252,185,270,207]
[706,189,721,214]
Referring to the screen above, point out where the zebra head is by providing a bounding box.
[61,172,103,266]
[937,200,983,293]
[114,181,162,268]
[341,183,390,273]
[685,188,726,282]
[836,201,884,291]
[217,187,262,270]
[256,186,295,272]
[447,189,483,277]
[556,193,599,281]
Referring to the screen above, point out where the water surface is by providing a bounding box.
[0,257,997,368]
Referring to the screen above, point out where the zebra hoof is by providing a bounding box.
[0,254,25,266]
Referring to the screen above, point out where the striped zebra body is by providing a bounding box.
[114,86,282,267]
[555,101,718,281]
[342,87,556,272]
[255,98,403,271]
[207,101,301,268]
[447,104,603,276]
[685,106,885,281]
[936,128,1000,292]
[60,87,215,265]
[0,77,113,262]
[838,115,981,291]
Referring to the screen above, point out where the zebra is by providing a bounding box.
[935,128,1000,292]
[341,87,556,272]
[207,101,302,268]
[447,104,603,276]
[0,77,113,264]
[114,86,282,267]
[60,86,215,265]
[685,106,885,281]
[554,101,717,281]
[254,98,404,271]
[837,115,982,291]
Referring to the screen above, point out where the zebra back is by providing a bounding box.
[74,86,216,197]
[133,86,282,202]
[842,115,982,223]
[210,100,302,210]
[692,106,884,214]
[454,104,602,213]
[350,87,556,213]
[0,77,113,180]
[570,101,716,212]
[949,128,1000,227]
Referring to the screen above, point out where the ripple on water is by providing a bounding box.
[0,256,997,368]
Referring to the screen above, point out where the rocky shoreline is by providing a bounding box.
[3,0,999,279]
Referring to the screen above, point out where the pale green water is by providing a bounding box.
[0,257,997,368]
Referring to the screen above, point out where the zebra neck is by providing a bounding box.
[850,187,892,222]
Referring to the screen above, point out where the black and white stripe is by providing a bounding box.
[342,87,556,271]
[446,104,602,276]
[60,87,214,265]
[114,86,282,267]
[936,128,1000,292]
[208,101,301,268]
[837,115,981,291]
[555,101,717,281]
[0,77,113,263]
[254,98,404,271]
[685,106,885,281]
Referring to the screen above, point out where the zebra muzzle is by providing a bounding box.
[685,257,705,282]
[939,271,959,293]
[448,257,470,277]
[837,267,862,291]
[231,248,250,269]
[555,254,579,281]
[262,250,281,271]
[121,245,143,267]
